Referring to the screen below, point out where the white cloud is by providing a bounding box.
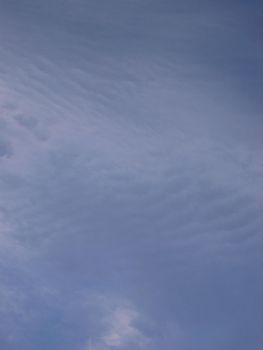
[84,296,149,350]
[102,307,146,347]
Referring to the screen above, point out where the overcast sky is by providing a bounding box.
[0,1,262,349]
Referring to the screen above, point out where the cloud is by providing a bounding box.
[101,307,146,348]
[0,1,262,349]
[85,298,149,350]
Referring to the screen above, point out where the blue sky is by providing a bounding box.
[0,1,262,349]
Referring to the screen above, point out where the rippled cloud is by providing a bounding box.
[0,1,262,349]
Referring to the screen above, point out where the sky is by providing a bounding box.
[0,1,262,349]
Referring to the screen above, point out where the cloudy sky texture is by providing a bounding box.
[0,1,263,349]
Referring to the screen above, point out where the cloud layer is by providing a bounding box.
[0,1,262,349]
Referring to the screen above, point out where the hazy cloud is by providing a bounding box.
[0,1,262,349]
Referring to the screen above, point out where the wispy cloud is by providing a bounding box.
[0,1,262,349]
[85,297,149,350]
